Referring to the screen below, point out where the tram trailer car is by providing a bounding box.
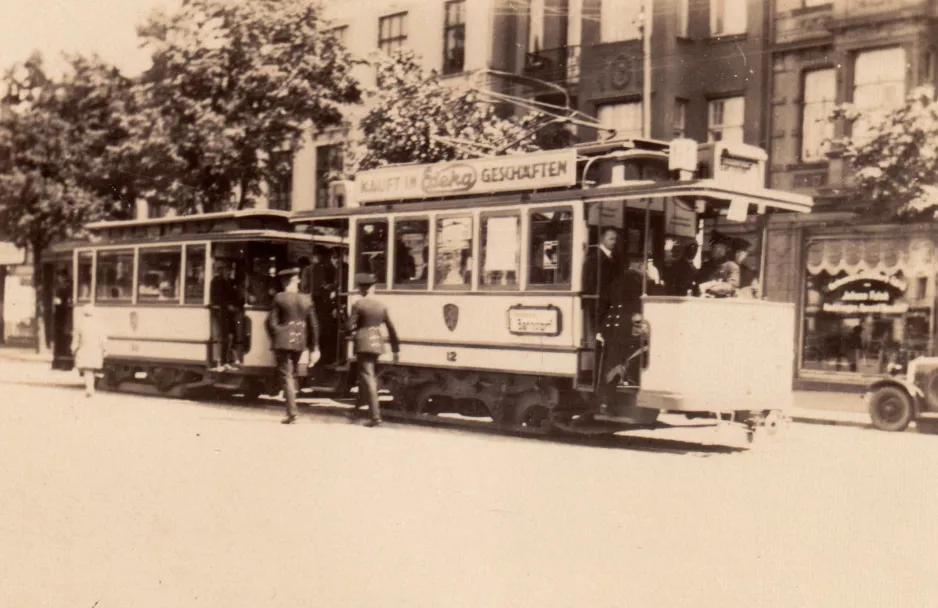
[49,210,348,399]
[293,139,814,442]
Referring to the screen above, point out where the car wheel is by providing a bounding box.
[869,386,914,432]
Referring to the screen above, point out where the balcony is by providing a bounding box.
[523,45,581,87]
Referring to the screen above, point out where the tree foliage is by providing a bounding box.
[126,0,361,213]
[834,86,938,220]
[349,50,543,173]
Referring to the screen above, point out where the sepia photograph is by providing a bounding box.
[1,0,937,606]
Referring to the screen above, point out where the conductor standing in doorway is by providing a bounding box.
[267,267,320,425]
[347,273,400,427]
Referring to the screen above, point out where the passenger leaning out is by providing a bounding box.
[698,239,739,298]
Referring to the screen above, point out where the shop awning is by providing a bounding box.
[806,236,934,277]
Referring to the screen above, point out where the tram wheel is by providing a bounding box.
[869,386,913,432]
[508,394,553,431]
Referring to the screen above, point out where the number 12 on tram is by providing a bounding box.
[293,140,814,443]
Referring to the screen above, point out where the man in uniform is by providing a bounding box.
[267,267,320,425]
[581,227,622,342]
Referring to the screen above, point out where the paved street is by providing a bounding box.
[2,359,938,608]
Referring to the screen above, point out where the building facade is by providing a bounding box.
[764,0,938,387]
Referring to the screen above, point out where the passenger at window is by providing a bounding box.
[734,240,758,298]
[698,237,739,297]
[298,256,313,295]
[663,241,699,296]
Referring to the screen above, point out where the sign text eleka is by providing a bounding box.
[355,150,578,203]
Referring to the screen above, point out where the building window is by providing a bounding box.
[137,247,181,303]
[710,0,746,37]
[96,249,134,302]
[330,26,348,45]
[801,69,836,162]
[435,215,473,289]
[528,207,573,287]
[393,218,429,289]
[677,0,689,37]
[673,99,688,138]
[852,47,907,142]
[378,12,408,54]
[443,0,466,74]
[598,101,643,140]
[268,151,292,211]
[600,0,642,42]
[480,212,521,290]
[708,96,744,143]
[315,144,344,209]
[528,0,545,52]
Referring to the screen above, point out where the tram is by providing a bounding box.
[46,210,348,398]
[292,138,813,441]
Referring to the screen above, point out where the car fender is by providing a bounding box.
[866,378,925,415]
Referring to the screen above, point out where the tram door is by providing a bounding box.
[580,202,664,391]
[48,261,74,370]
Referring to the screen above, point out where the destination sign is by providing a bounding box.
[355,150,578,203]
[507,305,562,337]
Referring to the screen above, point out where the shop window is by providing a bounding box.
[77,251,93,303]
[137,247,181,303]
[184,245,207,305]
[480,213,520,290]
[95,249,134,302]
[393,218,429,289]
[802,237,930,375]
[529,208,574,287]
[435,215,473,289]
[802,69,836,162]
[357,219,389,288]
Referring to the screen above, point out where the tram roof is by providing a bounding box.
[290,179,813,220]
[85,209,292,231]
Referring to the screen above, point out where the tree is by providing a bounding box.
[348,50,544,173]
[0,55,127,351]
[126,0,361,214]
[833,86,938,220]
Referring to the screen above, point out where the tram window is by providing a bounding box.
[480,213,520,290]
[95,249,134,302]
[77,251,93,303]
[435,215,473,289]
[137,247,181,303]
[245,242,286,307]
[184,245,207,305]
[393,218,429,289]
[356,219,389,287]
[529,207,573,287]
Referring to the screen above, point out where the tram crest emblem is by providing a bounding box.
[443,304,459,332]
[129,311,139,332]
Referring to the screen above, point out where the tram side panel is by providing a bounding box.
[93,306,213,365]
[365,293,579,378]
[639,297,796,413]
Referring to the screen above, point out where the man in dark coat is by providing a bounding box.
[267,267,320,425]
[210,260,234,369]
[582,227,622,341]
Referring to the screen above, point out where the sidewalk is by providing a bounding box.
[0,346,53,364]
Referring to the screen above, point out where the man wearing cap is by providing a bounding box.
[267,266,320,425]
[347,272,400,427]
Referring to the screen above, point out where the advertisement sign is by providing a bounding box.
[822,272,909,314]
[664,198,697,238]
[355,150,578,203]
